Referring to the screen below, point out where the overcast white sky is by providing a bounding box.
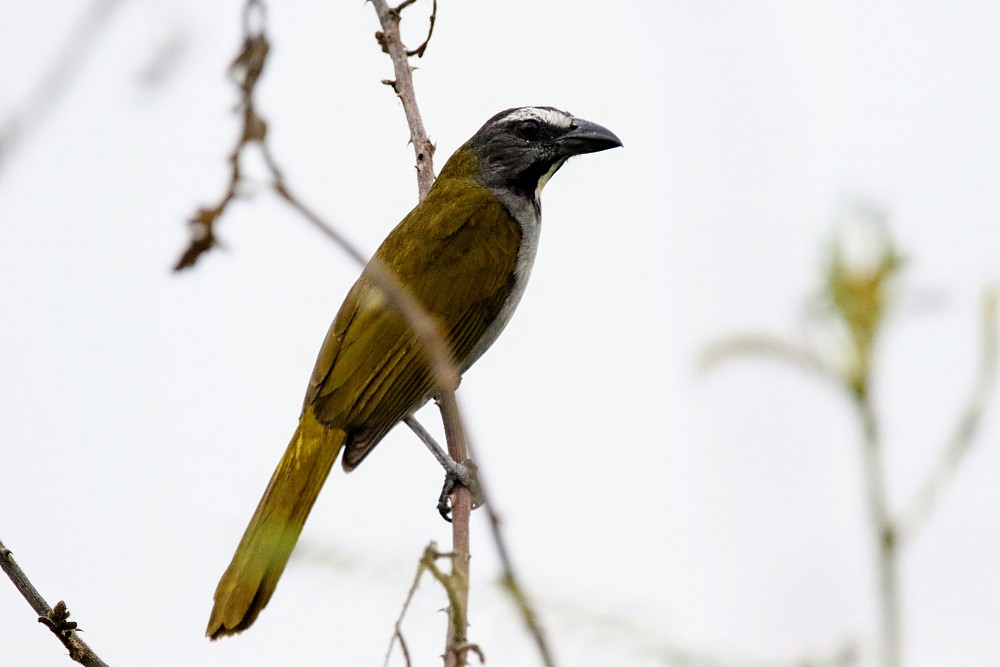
[2,1,999,666]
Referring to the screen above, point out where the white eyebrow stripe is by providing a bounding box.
[504,107,573,128]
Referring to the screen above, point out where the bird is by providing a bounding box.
[207,106,621,638]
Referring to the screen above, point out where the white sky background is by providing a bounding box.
[2,1,999,665]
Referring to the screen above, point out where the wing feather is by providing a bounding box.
[304,179,522,468]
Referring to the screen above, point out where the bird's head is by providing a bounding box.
[441,106,622,200]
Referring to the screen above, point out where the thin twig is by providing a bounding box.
[384,542,442,667]
[421,548,484,665]
[898,287,999,544]
[405,0,437,58]
[384,542,482,665]
[0,539,109,667]
[370,0,436,198]
[395,630,412,667]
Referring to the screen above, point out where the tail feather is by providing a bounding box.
[207,407,345,638]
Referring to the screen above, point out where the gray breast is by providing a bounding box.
[459,188,541,372]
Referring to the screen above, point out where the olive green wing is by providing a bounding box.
[304,181,522,469]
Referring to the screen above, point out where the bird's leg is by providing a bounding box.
[403,415,451,468]
[436,458,482,522]
[403,416,484,521]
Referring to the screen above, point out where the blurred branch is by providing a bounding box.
[0,0,127,177]
[649,643,859,667]
[484,490,555,667]
[0,539,109,667]
[700,334,841,387]
[897,287,999,545]
[548,596,859,667]
[853,392,900,667]
[701,209,908,667]
[816,204,903,667]
[135,28,189,89]
[173,0,270,270]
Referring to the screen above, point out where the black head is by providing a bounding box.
[463,106,622,198]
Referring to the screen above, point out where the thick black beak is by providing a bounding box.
[557,117,623,156]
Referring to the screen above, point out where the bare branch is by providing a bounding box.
[370,0,437,198]
[0,539,109,667]
[390,542,483,666]
[898,287,999,544]
[431,593,482,664]
[435,395,473,666]
[384,542,442,667]
[366,1,479,662]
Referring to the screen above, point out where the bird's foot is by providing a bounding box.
[437,458,485,522]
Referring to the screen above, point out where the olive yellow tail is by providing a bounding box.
[207,407,345,638]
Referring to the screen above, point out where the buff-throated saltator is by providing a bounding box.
[207,106,621,638]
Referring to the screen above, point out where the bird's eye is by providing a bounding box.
[515,119,541,141]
